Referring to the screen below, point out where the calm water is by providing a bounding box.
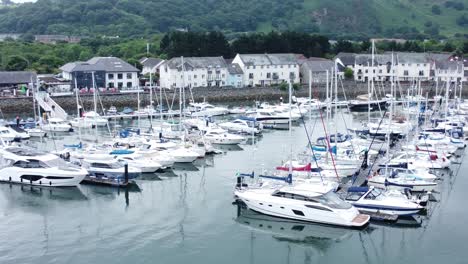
[0,111,467,264]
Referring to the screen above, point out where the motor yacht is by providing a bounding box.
[0,146,86,187]
[234,183,370,228]
[343,186,424,216]
[203,128,245,145]
[218,118,263,135]
[79,158,142,180]
[41,118,73,132]
[188,102,229,117]
[367,168,438,192]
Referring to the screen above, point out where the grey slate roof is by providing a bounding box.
[165,57,227,70]
[140,57,164,68]
[334,52,356,66]
[0,71,37,85]
[238,53,299,66]
[300,59,334,72]
[355,54,394,65]
[60,57,139,73]
[227,63,244,75]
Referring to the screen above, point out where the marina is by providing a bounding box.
[0,76,467,263]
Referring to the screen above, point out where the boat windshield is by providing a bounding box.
[315,191,352,209]
[364,188,383,200]
[6,147,46,156]
[45,158,80,170]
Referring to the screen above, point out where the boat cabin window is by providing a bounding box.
[13,159,48,169]
[345,192,365,201]
[315,191,352,209]
[364,188,383,200]
[91,163,118,169]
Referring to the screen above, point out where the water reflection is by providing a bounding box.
[235,204,354,254]
[216,144,244,152]
[0,183,87,202]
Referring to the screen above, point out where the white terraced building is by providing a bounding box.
[335,52,464,82]
[159,57,229,89]
[232,53,300,87]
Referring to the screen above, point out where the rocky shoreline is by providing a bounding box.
[1,80,466,116]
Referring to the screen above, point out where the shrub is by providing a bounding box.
[344,67,354,79]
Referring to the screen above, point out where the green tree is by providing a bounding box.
[344,67,354,79]
[5,56,29,71]
[431,5,441,15]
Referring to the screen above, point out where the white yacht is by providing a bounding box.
[24,127,47,137]
[41,118,72,132]
[0,126,20,142]
[218,118,263,135]
[115,155,163,173]
[189,102,229,117]
[0,146,87,187]
[368,168,438,192]
[204,128,245,145]
[344,186,424,216]
[80,158,142,180]
[235,183,370,228]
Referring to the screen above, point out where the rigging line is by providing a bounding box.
[295,99,324,182]
[318,108,340,181]
[364,108,389,178]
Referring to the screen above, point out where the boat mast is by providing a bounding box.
[149,71,153,131]
[180,56,185,131]
[444,79,450,134]
[334,62,338,152]
[91,71,98,142]
[75,78,82,142]
[385,53,394,172]
[35,77,41,123]
[288,79,293,180]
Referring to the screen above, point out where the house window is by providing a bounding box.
[261,66,264,69]
[222,74,225,78]
[423,64,426,67]
[247,66,250,69]
[253,66,256,69]
[126,82,132,88]
[266,66,269,69]
[419,71,424,76]
[288,65,291,68]
[402,63,405,66]
[117,73,123,79]
[267,73,271,78]
[365,70,368,73]
[108,82,114,88]
[249,73,254,79]
[280,65,283,68]
[404,70,409,76]
[379,70,382,73]
[194,82,197,86]
[108,73,114,80]
[194,75,197,79]
[417,64,420,67]
[202,74,205,79]
[222,81,225,85]
[126,73,132,79]
[118,82,123,88]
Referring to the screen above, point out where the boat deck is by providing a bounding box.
[352,214,371,225]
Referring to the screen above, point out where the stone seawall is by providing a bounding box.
[1,80,467,116]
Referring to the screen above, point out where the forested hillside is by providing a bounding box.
[0,0,466,38]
